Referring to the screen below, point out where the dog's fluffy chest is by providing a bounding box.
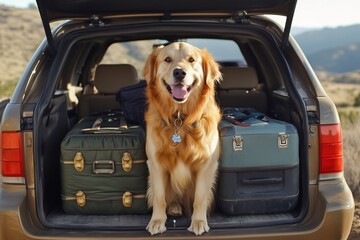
[153,120,213,171]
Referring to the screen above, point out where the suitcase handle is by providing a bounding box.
[242,177,282,185]
[91,113,128,130]
[92,160,115,174]
[223,116,250,127]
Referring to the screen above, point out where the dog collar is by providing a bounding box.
[161,111,200,144]
[161,111,199,127]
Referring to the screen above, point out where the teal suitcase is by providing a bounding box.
[60,112,148,215]
[218,108,299,215]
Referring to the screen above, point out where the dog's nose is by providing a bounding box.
[173,68,186,82]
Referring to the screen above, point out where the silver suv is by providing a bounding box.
[0,0,354,239]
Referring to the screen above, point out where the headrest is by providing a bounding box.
[220,67,258,89]
[94,64,138,94]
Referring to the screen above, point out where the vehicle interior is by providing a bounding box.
[28,20,309,230]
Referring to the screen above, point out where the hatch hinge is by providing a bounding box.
[89,15,105,27]
[232,11,249,24]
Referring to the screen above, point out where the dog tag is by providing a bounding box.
[172,111,182,143]
[172,134,181,143]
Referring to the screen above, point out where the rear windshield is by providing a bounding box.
[100,39,247,78]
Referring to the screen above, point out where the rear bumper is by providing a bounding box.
[0,178,354,240]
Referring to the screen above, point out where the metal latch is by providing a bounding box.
[92,160,115,174]
[73,152,85,172]
[122,152,133,172]
[76,191,86,207]
[122,191,133,208]
[232,136,243,151]
[278,133,289,148]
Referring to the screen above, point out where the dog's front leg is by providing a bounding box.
[146,159,167,235]
[188,155,219,236]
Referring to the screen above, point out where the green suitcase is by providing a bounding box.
[60,113,148,214]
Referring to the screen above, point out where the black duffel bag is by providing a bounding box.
[116,80,147,126]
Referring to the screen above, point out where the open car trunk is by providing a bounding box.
[32,19,308,231]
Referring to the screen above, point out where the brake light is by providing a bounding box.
[319,124,343,174]
[1,132,24,177]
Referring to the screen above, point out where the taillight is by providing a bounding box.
[1,132,24,177]
[319,124,343,175]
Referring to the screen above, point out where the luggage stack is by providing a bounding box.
[59,106,300,216]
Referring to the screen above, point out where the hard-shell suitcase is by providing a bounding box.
[218,108,299,215]
[60,112,148,214]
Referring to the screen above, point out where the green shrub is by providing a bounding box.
[354,92,360,107]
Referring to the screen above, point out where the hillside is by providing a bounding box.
[0,5,44,83]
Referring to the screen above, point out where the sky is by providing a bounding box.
[1,0,360,28]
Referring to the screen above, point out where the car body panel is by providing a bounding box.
[0,180,353,239]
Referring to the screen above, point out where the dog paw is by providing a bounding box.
[187,219,210,235]
[167,202,183,216]
[146,219,167,235]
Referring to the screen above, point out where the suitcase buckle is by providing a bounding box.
[92,160,115,174]
[122,191,133,208]
[122,152,133,172]
[73,152,85,172]
[76,191,86,207]
[232,136,243,151]
[278,133,289,148]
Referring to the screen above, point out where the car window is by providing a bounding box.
[100,39,247,78]
[186,39,246,66]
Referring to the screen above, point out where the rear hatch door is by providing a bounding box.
[36,0,297,53]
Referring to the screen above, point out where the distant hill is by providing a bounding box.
[291,27,318,36]
[307,42,360,73]
[294,24,360,73]
[295,24,360,55]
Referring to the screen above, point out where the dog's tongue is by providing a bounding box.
[170,85,188,100]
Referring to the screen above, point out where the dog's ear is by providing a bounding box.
[201,49,222,87]
[142,47,162,84]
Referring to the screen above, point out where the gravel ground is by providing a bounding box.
[348,196,360,239]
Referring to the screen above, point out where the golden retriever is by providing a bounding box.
[143,42,222,235]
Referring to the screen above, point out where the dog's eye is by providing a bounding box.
[188,57,195,63]
[164,57,172,63]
